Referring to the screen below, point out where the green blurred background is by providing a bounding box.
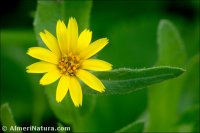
[1,0,199,132]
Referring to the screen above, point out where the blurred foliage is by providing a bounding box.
[147,19,186,132]
[0,103,22,133]
[1,0,199,132]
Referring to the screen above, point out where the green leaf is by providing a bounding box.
[147,20,186,132]
[157,19,186,66]
[34,0,92,47]
[83,66,185,94]
[0,103,22,133]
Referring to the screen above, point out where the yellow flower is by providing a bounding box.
[26,17,112,107]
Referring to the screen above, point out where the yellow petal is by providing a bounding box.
[56,75,70,103]
[79,38,109,59]
[27,47,59,64]
[77,29,92,52]
[39,30,61,56]
[26,61,57,73]
[56,20,69,54]
[69,76,82,107]
[76,69,105,92]
[81,59,112,71]
[40,69,61,85]
[67,17,78,52]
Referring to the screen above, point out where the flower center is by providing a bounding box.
[58,53,81,76]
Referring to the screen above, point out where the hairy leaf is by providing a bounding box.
[83,66,185,94]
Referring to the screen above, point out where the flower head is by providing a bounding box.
[26,17,112,107]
